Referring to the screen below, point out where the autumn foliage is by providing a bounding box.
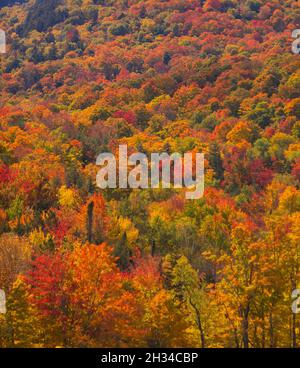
[0,0,299,348]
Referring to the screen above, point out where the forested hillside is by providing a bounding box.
[0,0,299,348]
[0,0,27,8]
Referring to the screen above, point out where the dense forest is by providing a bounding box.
[0,1,27,8]
[0,0,299,348]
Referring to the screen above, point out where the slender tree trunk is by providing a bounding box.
[269,312,275,348]
[190,299,205,348]
[292,313,297,348]
[197,310,205,348]
[242,305,250,348]
[196,309,205,348]
[151,240,156,257]
[87,201,94,243]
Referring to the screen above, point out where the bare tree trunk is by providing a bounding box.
[269,312,275,348]
[292,313,297,348]
[87,201,94,243]
[151,240,156,257]
[242,305,250,348]
[190,299,205,348]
